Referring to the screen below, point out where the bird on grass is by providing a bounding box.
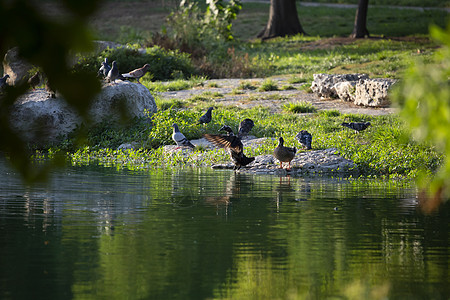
[295,130,312,150]
[28,72,40,90]
[98,58,111,78]
[238,118,254,138]
[341,121,371,132]
[106,61,119,84]
[121,64,151,84]
[204,133,255,170]
[273,137,297,170]
[172,123,196,149]
[0,74,10,88]
[198,107,214,125]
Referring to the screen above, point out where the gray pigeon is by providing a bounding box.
[172,123,195,149]
[98,58,111,78]
[106,61,119,83]
[198,107,214,125]
[121,64,151,84]
[295,130,312,150]
[0,74,10,88]
[341,122,371,132]
[238,118,254,137]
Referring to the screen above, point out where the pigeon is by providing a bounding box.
[204,133,255,170]
[98,58,111,78]
[197,107,214,125]
[121,64,151,84]
[27,72,40,90]
[273,137,297,170]
[106,61,119,83]
[237,118,254,137]
[219,125,234,136]
[172,123,196,149]
[295,130,312,150]
[341,121,371,132]
[0,74,10,88]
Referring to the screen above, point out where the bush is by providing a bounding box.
[74,46,196,81]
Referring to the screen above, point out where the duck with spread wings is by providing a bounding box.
[204,133,255,170]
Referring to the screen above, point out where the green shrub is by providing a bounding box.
[74,46,196,81]
[283,101,317,113]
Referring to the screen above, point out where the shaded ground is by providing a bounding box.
[158,77,395,116]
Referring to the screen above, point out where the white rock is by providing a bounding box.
[9,81,157,145]
[334,81,356,102]
[354,78,397,107]
[311,73,368,99]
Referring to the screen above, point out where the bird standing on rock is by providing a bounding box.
[172,123,196,149]
[98,58,111,78]
[204,133,255,170]
[341,121,371,132]
[121,64,151,84]
[296,130,312,150]
[0,74,10,88]
[107,61,119,84]
[274,137,297,170]
[238,118,254,138]
[198,107,214,125]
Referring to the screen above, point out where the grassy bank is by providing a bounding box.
[42,98,442,179]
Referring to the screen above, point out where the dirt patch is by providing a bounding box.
[158,77,395,116]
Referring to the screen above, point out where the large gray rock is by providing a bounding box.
[354,78,397,107]
[10,81,157,145]
[2,47,33,86]
[311,73,368,98]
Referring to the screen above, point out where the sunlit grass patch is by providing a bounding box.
[258,79,279,91]
[238,80,258,90]
[283,101,317,113]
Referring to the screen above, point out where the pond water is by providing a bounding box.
[0,159,449,300]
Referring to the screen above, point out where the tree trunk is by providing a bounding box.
[257,0,306,40]
[350,0,370,38]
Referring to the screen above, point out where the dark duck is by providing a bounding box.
[204,130,255,170]
[273,137,297,170]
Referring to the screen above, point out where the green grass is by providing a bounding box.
[43,102,443,179]
[283,101,318,113]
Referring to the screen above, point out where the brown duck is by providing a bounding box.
[273,137,297,170]
[204,133,255,170]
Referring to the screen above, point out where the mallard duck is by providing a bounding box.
[172,123,195,149]
[198,107,214,125]
[273,137,297,170]
[341,122,371,132]
[204,133,255,170]
[219,125,234,136]
[295,130,312,150]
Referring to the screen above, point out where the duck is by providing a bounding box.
[204,133,255,170]
[273,137,297,170]
[219,125,234,136]
[341,121,371,132]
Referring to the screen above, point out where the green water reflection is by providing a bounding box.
[0,162,449,299]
